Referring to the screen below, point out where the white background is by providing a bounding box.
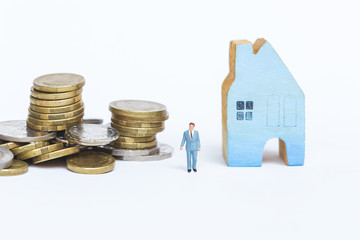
[0,0,359,239]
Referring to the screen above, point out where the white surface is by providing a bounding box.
[0,0,359,239]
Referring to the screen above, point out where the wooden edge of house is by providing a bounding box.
[221,38,269,164]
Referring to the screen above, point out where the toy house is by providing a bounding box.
[221,38,305,167]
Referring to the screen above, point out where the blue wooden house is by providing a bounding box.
[221,39,305,167]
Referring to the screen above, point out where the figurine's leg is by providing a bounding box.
[186,151,192,170]
[280,138,305,166]
[192,151,198,170]
[227,142,264,167]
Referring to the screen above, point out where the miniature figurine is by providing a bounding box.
[180,122,201,172]
[222,38,305,167]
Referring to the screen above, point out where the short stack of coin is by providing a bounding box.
[26,73,85,132]
[109,100,168,150]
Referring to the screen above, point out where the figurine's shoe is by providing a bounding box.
[193,169,197,172]
[187,169,191,173]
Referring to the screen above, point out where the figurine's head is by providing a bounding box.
[189,122,195,130]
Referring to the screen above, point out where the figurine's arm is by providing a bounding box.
[180,132,186,150]
[197,132,201,151]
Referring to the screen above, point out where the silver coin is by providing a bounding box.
[109,100,167,114]
[115,144,173,161]
[0,120,56,142]
[0,146,14,169]
[82,119,104,124]
[100,145,160,157]
[65,124,119,146]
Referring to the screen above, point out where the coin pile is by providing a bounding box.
[109,100,168,149]
[26,73,85,132]
[105,100,173,161]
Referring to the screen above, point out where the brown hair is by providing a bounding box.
[189,122,195,126]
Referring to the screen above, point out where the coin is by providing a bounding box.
[17,142,64,160]
[11,141,50,155]
[27,113,84,126]
[112,113,169,122]
[30,95,82,107]
[65,124,119,146]
[109,100,167,117]
[28,105,84,120]
[82,119,103,124]
[111,122,164,137]
[66,151,115,174]
[30,87,82,100]
[110,139,157,149]
[100,145,160,157]
[33,73,85,93]
[32,146,80,164]
[0,142,23,150]
[0,120,56,142]
[26,120,77,131]
[115,136,156,143]
[115,144,173,161]
[30,101,83,114]
[0,160,28,176]
[0,146,14,170]
[111,117,164,128]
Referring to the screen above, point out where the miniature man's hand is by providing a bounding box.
[180,147,183,150]
[198,148,201,151]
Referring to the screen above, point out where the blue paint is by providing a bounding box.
[225,41,305,167]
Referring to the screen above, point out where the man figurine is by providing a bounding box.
[180,122,201,173]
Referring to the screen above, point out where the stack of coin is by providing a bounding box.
[26,73,85,132]
[109,100,168,150]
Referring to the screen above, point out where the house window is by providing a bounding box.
[236,101,244,110]
[246,101,253,110]
[236,112,244,120]
[236,101,253,121]
[245,112,252,120]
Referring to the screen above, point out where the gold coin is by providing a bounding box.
[30,87,83,100]
[110,139,157,149]
[0,142,23,150]
[26,120,80,131]
[112,113,169,122]
[66,151,115,174]
[28,105,84,120]
[111,117,164,128]
[0,160,28,176]
[111,122,164,136]
[32,146,80,164]
[30,95,82,107]
[27,113,84,126]
[33,73,85,93]
[17,142,64,160]
[109,100,167,118]
[115,136,156,143]
[30,101,83,114]
[11,141,50,155]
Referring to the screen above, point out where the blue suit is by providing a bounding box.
[181,130,201,170]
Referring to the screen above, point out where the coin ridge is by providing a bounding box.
[28,105,84,120]
[32,146,80,164]
[11,141,50,155]
[31,87,83,100]
[16,142,64,160]
[29,101,83,114]
[30,95,82,107]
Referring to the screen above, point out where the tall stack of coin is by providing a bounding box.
[109,100,168,150]
[26,73,85,132]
